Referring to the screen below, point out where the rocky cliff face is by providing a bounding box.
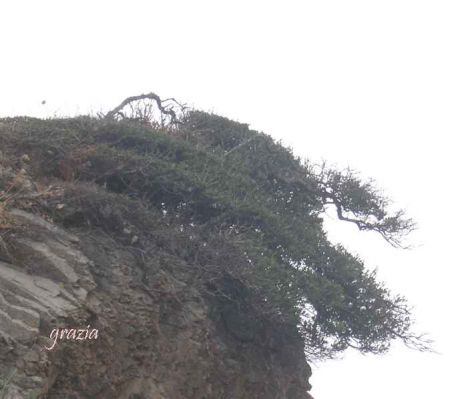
[0,119,312,398]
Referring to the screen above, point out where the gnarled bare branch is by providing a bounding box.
[106,92,187,126]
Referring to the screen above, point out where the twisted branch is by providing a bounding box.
[106,93,186,125]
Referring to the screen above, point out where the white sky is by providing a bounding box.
[1,1,467,397]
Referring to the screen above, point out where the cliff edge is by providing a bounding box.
[0,105,422,398]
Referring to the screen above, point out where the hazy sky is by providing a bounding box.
[1,1,467,397]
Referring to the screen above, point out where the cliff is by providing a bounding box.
[0,104,421,398]
[0,115,313,398]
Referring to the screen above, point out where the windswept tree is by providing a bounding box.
[0,95,430,360]
[173,110,428,359]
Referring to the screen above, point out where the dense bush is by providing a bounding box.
[0,110,428,359]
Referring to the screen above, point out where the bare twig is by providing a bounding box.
[106,93,187,126]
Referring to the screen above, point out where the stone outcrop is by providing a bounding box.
[0,207,311,398]
[0,117,314,399]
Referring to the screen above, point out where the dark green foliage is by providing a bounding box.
[0,111,427,359]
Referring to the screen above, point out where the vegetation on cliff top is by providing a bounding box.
[0,95,429,360]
